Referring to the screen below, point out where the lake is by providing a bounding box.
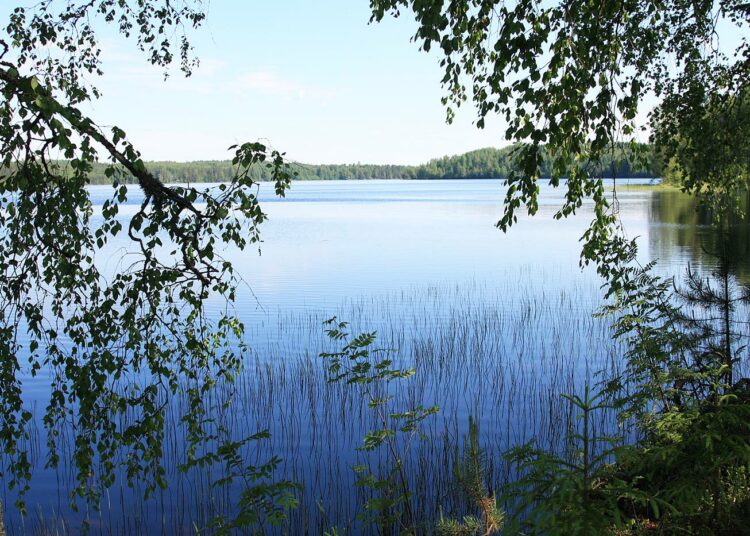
[1,178,741,534]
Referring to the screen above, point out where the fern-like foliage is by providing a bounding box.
[437,417,503,536]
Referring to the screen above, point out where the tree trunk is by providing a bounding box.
[719,226,733,387]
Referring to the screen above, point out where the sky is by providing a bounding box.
[8,1,740,166]
[76,1,508,165]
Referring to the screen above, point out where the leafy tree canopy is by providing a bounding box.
[0,0,295,524]
[370,0,750,278]
[654,87,750,215]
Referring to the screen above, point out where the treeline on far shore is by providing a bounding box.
[79,143,659,185]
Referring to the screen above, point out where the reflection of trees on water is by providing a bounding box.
[648,190,750,283]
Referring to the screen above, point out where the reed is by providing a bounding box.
[1,278,626,534]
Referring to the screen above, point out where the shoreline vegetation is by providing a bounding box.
[614,182,678,191]
[78,144,662,185]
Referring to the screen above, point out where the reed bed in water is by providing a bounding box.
[230,279,624,533]
[3,278,626,534]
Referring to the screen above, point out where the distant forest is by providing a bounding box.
[81,144,659,184]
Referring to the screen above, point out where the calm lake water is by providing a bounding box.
[1,179,743,534]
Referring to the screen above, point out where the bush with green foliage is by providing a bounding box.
[321,318,439,535]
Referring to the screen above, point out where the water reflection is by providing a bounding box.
[648,190,750,282]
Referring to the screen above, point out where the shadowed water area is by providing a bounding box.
[2,179,747,534]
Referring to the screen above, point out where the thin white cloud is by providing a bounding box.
[100,59,334,100]
[234,71,333,99]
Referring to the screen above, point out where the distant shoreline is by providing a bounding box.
[88,176,663,186]
[79,145,659,185]
[613,181,680,192]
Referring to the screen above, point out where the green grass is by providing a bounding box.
[613,181,681,192]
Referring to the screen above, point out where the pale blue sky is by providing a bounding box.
[80,1,507,165]
[11,1,736,165]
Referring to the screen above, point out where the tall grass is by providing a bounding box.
[1,279,625,534]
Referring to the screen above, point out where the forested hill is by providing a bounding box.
[83,144,658,184]
[411,144,657,179]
